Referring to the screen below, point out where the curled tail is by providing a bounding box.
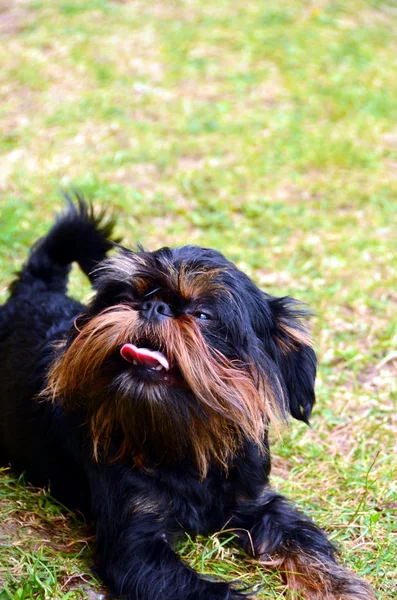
[10,192,118,296]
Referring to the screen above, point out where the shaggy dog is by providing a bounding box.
[0,197,374,599]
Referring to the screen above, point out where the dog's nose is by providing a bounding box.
[140,300,173,321]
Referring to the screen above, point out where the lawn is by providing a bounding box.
[0,0,396,598]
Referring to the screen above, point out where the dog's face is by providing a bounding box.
[45,245,316,475]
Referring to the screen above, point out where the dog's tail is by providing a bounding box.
[10,192,118,296]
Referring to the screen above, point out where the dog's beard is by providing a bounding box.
[44,306,282,476]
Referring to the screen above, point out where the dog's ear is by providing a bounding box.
[250,294,316,424]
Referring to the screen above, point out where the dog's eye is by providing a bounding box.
[194,311,211,321]
[117,293,134,306]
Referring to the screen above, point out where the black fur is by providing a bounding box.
[0,198,373,600]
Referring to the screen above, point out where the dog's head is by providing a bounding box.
[45,245,316,475]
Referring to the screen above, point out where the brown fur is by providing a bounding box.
[95,254,231,301]
[94,254,151,294]
[44,306,140,402]
[43,306,283,477]
[160,315,283,474]
[276,319,313,354]
[168,264,230,300]
[260,551,376,600]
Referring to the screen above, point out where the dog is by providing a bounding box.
[0,196,375,600]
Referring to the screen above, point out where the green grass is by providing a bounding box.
[0,0,396,597]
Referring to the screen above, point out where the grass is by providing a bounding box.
[0,0,396,597]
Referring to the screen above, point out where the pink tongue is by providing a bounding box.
[120,344,170,371]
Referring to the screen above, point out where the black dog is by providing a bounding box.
[0,197,374,599]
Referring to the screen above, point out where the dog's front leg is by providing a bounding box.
[231,490,375,600]
[88,465,245,600]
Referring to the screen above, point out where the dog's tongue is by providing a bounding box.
[120,344,170,371]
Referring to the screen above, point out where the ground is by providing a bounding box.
[0,0,396,598]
